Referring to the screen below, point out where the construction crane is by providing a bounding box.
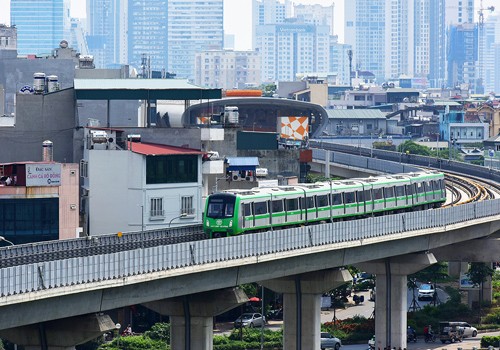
[478,0,495,27]
[476,0,495,94]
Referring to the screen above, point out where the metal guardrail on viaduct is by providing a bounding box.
[0,140,499,328]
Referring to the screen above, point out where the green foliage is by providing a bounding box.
[481,335,500,347]
[260,83,277,97]
[143,323,170,343]
[322,316,374,343]
[467,263,495,287]
[397,141,432,156]
[483,309,500,324]
[306,174,342,183]
[215,328,282,349]
[409,262,449,283]
[239,283,258,298]
[372,141,396,151]
[98,335,168,350]
[0,340,4,350]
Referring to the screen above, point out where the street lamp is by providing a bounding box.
[0,236,14,246]
[168,213,188,227]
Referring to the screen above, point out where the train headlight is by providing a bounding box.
[206,220,210,227]
[229,220,233,227]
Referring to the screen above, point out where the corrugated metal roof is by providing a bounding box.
[432,101,462,106]
[326,109,387,119]
[74,79,200,90]
[225,157,260,166]
[128,142,204,156]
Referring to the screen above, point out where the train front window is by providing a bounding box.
[207,196,236,218]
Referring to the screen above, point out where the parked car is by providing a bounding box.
[418,283,436,300]
[320,332,342,350]
[368,335,375,350]
[456,322,478,338]
[234,313,265,328]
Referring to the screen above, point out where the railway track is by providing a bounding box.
[443,172,500,207]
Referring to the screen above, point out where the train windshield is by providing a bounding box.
[206,195,236,218]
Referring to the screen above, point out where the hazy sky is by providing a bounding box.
[0,0,497,50]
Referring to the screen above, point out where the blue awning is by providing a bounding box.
[225,157,259,171]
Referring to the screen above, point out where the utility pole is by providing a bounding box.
[347,49,353,88]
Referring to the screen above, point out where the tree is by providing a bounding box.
[467,262,494,323]
[397,141,432,156]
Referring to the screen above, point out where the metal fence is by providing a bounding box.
[1,199,499,298]
[310,140,500,182]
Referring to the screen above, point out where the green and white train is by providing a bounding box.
[203,170,446,238]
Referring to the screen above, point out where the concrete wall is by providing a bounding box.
[0,58,76,116]
[58,163,81,240]
[0,89,76,163]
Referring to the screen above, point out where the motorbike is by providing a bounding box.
[407,333,417,343]
[424,333,436,343]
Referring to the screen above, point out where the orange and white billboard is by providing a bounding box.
[278,116,309,140]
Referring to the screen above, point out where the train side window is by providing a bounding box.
[272,199,283,212]
[416,183,424,193]
[405,184,414,195]
[364,189,372,201]
[395,186,405,197]
[243,203,252,216]
[385,187,395,198]
[317,194,329,207]
[373,188,383,200]
[332,193,343,205]
[287,198,299,211]
[255,202,267,215]
[357,190,365,202]
[306,196,315,209]
[345,192,356,204]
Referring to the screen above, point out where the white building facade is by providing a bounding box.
[82,128,203,236]
[256,23,330,82]
[194,50,261,89]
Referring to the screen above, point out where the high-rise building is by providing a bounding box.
[384,0,415,80]
[10,0,70,56]
[293,2,335,35]
[329,36,351,86]
[447,23,478,91]
[194,50,261,90]
[128,0,168,73]
[344,0,386,83]
[252,0,291,49]
[445,0,475,26]
[481,15,499,94]
[256,22,330,82]
[87,0,127,69]
[428,0,446,88]
[167,0,224,80]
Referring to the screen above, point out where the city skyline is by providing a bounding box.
[0,0,497,51]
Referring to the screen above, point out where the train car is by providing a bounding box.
[203,171,446,238]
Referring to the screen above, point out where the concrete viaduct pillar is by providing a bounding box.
[357,252,436,350]
[261,268,352,350]
[0,314,116,350]
[142,287,247,350]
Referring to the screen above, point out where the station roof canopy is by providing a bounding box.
[74,79,222,100]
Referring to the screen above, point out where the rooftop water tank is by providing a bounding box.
[224,106,239,124]
[42,140,53,161]
[47,75,59,92]
[33,72,46,94]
